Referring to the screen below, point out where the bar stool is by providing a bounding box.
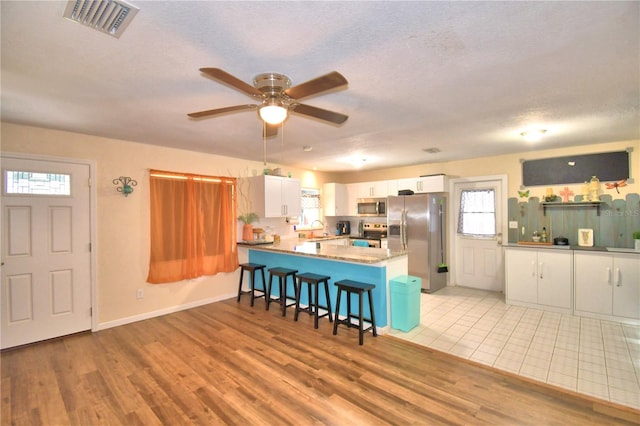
[294,273,333,329]
[333,279,377,345]
[237,263,267,307]
[266,267,298,316]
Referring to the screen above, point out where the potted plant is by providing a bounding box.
[238,212,259,241]
[633,231,640,251]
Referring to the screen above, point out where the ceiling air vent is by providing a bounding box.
[63,0,139,38]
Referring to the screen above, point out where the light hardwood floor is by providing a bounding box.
[2,296,639,425]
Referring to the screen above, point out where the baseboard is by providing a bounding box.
[96,292,236,331]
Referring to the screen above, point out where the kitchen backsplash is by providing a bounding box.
[508,193,640,248]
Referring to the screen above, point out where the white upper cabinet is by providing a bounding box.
[356,180,391,198]
[248,175,301,218]
[397,174,448,193]
[323,183,348,216]
[346,183,359,216]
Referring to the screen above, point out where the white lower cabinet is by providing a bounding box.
[574,252,640,321]
[323,238,348,247]
[505,248,572,313]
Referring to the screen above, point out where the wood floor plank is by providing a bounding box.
[2,296,638,425]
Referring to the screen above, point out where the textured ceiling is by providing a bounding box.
[1,1,638,172]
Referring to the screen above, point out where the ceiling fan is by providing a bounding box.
[188,68,348,136]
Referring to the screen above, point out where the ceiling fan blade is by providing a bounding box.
[290,103,348,124]
[188,104,257,118]
[284,71,348,100]
[199,68,263,98]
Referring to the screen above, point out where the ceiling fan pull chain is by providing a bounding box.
[263,122,267,166]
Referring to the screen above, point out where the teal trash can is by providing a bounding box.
[390,275,421,332]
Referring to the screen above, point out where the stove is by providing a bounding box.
[363,222,387,239]
[350,223,387,248]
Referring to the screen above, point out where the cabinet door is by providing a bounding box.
[346,183,359,216]
[574,253,613,315]
[537,250,572,309]
[357,180,389,198]
[387,180,398,197]
[420,175,447,193]
[612,254,640,319]
[263,176,285,217]
[323,183,347,216]
[282,178,301,217]
[396,178,420,193]
[505,249,537,303]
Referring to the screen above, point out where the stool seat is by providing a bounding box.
[295,273,333,329]
[237,263,267,307]
[267,267,298,316]
[333,279,377,345]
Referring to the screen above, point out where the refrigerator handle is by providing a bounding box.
[401,209,408,250]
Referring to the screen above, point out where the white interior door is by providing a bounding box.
[1,156,92,349]
[451,176,506,292]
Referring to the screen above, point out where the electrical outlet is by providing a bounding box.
[509,221,518,229]
[136,288,144,299]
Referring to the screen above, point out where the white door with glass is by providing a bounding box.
[452,176,506,292]
[1,156,92,349]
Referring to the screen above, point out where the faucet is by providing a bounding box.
[310,219,324,229]
[310,220,325,237]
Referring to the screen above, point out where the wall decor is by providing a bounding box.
[507,193,640,248]
[521,149,631,187]
[605,179,627,194]
[113,176,137,196]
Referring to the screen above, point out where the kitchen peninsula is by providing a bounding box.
[238,239,409,329]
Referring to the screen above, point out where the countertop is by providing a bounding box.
[504,243,640,254]
[239,239,407,264]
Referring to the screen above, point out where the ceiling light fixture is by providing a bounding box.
[303,145,313,152]
[520,129,547,142]
[259,98,287,125]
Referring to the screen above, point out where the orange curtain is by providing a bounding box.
[147,170,238,284]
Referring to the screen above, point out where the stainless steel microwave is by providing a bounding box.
[357,198,387,217]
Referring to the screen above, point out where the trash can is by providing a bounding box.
[390,275,421,332]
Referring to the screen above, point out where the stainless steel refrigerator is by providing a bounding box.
[387,193,447,293]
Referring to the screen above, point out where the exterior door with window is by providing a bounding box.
[1,156,92,349]
[452,177,505,292]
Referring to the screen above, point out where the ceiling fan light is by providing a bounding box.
[259,105,288,125]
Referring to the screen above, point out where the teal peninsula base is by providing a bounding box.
[248,247,408,330]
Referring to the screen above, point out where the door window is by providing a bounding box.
[457,189,496,237]
[4,170,71,195]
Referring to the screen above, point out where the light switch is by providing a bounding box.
[509,221,518,229]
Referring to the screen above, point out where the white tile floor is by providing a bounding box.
[388,286,640,410]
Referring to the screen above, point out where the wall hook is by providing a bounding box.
[113,176,137,196]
